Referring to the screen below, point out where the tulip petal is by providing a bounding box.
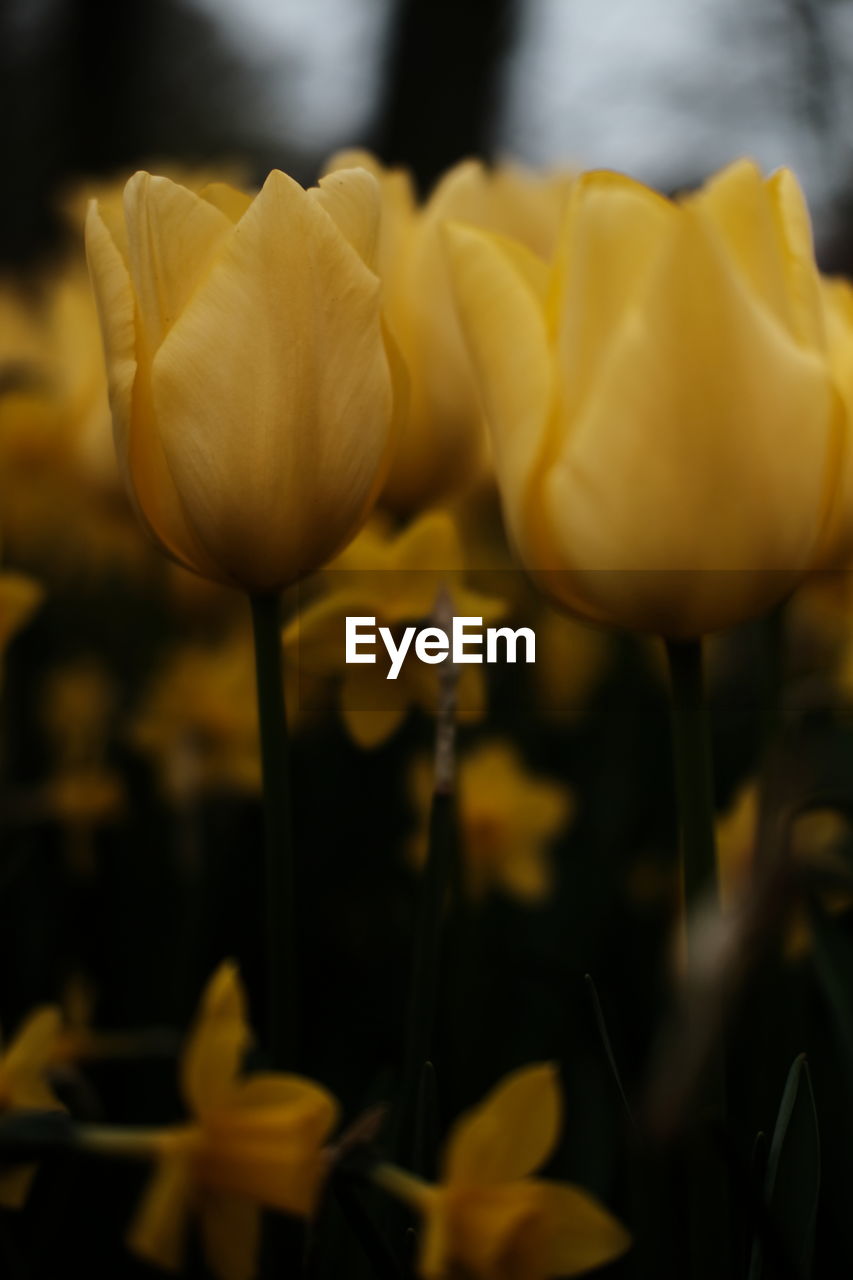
[85,202,137,447]
[123,172,232,356]
[538,1182,632,1275]
[444,1063,561,1185]
[767,167,826,348]
[310,168,381,269]
[201,182,255,224]
[444,222,553,559]
[181,962,251,1117]
[86,200,225,581]
[151,169,393,592]
[543,205,837,635]
[199,1193,259,1280]
[549,170,674,425]
[692,159,824,348]
[128,1154,193,1274]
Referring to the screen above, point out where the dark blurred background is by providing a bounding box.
[4,0,853,268]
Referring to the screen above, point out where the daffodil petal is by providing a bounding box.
[341,666,407,749]
[537,1181,632,1275]
[128,1155,193,1274]
[181,962,251,1117]
[444,1063,562,1185]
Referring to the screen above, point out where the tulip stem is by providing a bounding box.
[396,586,459,1169]
[250,592,298,1072]
[665,636,729,1280]
[665,637,719,932]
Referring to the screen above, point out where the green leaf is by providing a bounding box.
[749,1054,820,1280]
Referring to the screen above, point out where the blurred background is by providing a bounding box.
[5,0,853,267]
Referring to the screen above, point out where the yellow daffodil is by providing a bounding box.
[445,159,844,637]
[376,1063,630,1279]
[716,782,851,953]
[409,741,573,902]
[86,167,396,592]
[284,510,506,747]
[118,962,339,1280]
[326,150,572,513]
[0,1007,63,1208]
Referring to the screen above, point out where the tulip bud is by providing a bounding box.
[446,159,844,637]
[86,168,395,592]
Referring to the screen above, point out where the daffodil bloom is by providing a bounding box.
[326,150,572,513]
[409,741,573,902]
[0,1007,63,1208]
[97,963,340,1280]
[283,510,506,747]
[86,167,396,591]
[376,1063,630,1279]
[446,159,845,637]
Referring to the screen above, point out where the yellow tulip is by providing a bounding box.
[376,1063,630,1279]
[445,159,844,637]
[326,150,572,513]
[116,962,339,1280]
[0,1008,64,1209]
[408,741,573,903]
[85,167,396,592]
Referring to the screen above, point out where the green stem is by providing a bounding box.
[665,637,729,1280]
[666,638,719,931]
[396,587,459,1169]
[250,593,303,1278]
[250,592,297,1071]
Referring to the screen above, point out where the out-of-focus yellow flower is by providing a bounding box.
[409,742,573,903]
[716,782,851,953]
[326,150,572,513]
[86,167,396,592]
[0,571,43,675]
[376,1063,630,1279]
[445,159,844,637]
[284,510,506,748]
[130,631,261,802]
[0,1008,63,1209]
[34,659,124,869]
[122,963,339,1280]
[0,268,152,578]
